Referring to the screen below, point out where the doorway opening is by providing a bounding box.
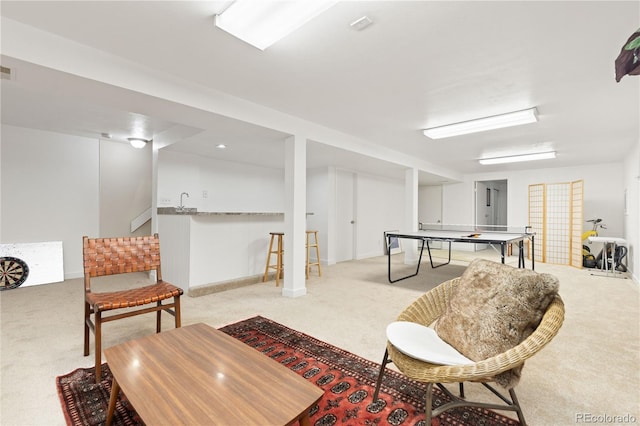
[475,179,508,252]
[475,180,508,231]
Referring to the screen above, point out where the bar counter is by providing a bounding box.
[157,208,311,295]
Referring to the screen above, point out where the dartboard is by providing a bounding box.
[0,256,29,290]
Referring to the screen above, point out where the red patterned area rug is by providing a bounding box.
[57,316,520,426]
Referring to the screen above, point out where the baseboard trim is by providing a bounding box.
[188,273,271,297]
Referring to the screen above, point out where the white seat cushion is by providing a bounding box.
[386,321,472,365]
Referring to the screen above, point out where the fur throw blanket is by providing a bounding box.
[434,259,559,389]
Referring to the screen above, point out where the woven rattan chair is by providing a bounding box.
[372,277,565,425]
[83,234,183,383]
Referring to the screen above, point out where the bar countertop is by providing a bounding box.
[157,208,312,216]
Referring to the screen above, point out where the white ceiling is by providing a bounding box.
[1,1,639,185]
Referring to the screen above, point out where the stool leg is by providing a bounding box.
[263,234,275,282]
[275,234,283,287]
[306,231,322,278]
[306,232,311,279]
[314,231,322,277]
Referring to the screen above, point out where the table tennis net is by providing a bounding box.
[417,223,534,235]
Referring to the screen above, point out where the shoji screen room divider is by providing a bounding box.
[528,180,583,267]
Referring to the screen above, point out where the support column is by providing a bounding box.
[151,140,159,235]
[282,135,307,298]
[150,140,160,283]
[404,168,419,264]
[326,166,337,266]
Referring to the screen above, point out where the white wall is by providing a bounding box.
[442,162,631,267]
[418,185,442,227]
[623,140,639,283]
[100,138,152,237]
[0,124,2,241]
[158,150,284,212]
[5,124,635,284]
[1,125,162,279]
[1,125,99,278]
[444,163,625,233]
[157,154,407,268]
[442,180,476,251]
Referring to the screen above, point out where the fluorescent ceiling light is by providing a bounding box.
[215,0,338,50]
[423,107,538,139]
[479,151,556,165]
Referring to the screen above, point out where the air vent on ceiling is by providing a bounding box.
[350,16,373,31]
[1,66,13,80]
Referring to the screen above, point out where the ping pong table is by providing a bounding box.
[386,229,535,283]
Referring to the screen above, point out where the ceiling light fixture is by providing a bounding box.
[423,107,538,139]
[216,144,227,149]
[127,137,150,149]
[479,151,556,165]
[214,0,338,50]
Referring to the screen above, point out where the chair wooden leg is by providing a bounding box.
[83,302,90,356]
[174,297,182,327]
[95,311,102,384]
[156,301,162,333]
[372,349,389,401]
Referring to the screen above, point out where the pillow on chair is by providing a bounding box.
[434,259,559,389]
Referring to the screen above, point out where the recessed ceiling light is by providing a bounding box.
[216,144,227,149]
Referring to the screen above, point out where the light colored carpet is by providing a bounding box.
[1,250,638,425]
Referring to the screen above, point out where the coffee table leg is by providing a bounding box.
[298,411,311,426]
[106,377,120,426]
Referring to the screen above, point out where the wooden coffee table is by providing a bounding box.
[104,322,324,425]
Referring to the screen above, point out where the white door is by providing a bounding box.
[335,170,355,262]
[419,185,443,248]
[475,181,491,250]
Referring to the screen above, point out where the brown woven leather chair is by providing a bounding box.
[372,277,565,425]
[83,234,183,383]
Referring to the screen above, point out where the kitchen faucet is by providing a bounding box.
[179,192,189,209]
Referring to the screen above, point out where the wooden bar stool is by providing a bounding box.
[306,230,322,278]
[263,232,284,286]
